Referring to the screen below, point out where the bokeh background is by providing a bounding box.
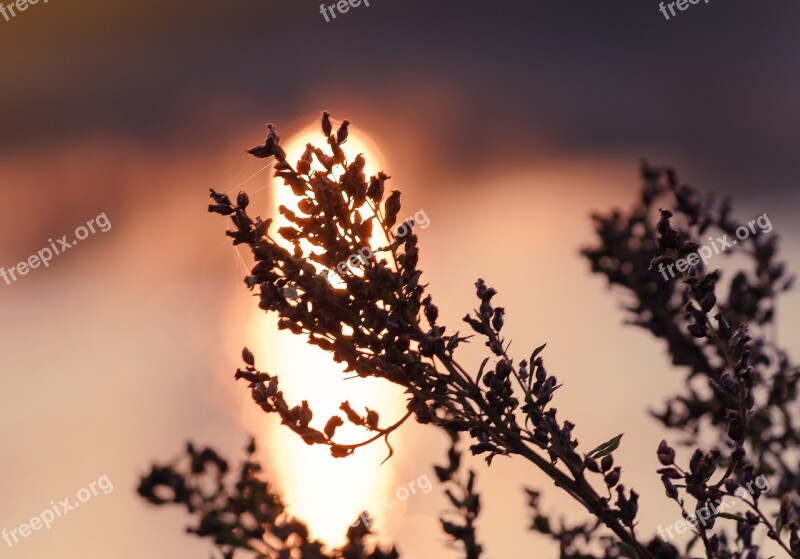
[1,0,799,557]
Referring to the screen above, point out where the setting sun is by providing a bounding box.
[246,119,407,545]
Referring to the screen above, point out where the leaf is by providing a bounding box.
[247,145,272,158]
[533,383,563,406]
[615,541,639,559]
[530,343,547,364]
[241,347,255,367]
[587,433,624,459]
[708,379,727,395]
[476,357,491,384]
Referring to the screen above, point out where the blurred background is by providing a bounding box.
[1,0,799,557]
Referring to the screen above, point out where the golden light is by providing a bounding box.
[246,119,407,546]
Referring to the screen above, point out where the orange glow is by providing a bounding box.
[247,120,406,546]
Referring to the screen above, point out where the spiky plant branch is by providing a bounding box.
[208,114,657,559]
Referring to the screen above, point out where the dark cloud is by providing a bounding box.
[1,0,798,195]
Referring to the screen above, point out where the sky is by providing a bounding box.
[1,1,799,558]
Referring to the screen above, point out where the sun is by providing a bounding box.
[245,118,406,546]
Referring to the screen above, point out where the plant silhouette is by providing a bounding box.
[139,114,798,559]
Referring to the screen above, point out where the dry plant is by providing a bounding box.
[139,113,799,559]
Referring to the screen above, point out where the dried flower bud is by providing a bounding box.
[679,241,701,256]
[464,314,487,335]
[340,401,364,426]
[366,172,388,202]
[661,476,678,499]
[481,287,497,302]
[699,291,717,313]
[604,467,621,487]
[657,440,675,465]
[330,444,351,458]
[781,494,793,524]
[209,189,231,205]
[585,456,600,473]
[518,360,528,382]
[709,534,719,552]
[299,401,313,426]
[657,467,682,479]
[208,203,235,215]
[715,312,732,340]
[745,388,755,409]
[366,409,379,430]
[475,279,487,297]
[321,111,332,137]
[336,120,350,144]
[424,300,439,326]
[727,418,743,441]
[301,429,327,445]
[689,449,703,474]
[720,373,739,394]
[252,383,269,404]
[297,144,314,175]
[492,308,505,332]
[384,191,401,227]
[242,347,255,367]
[324,416,344,439]
[656,209,673,234]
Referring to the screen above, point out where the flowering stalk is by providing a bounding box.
[209,114,655,559]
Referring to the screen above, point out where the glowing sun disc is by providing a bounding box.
[247,120,404,546]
